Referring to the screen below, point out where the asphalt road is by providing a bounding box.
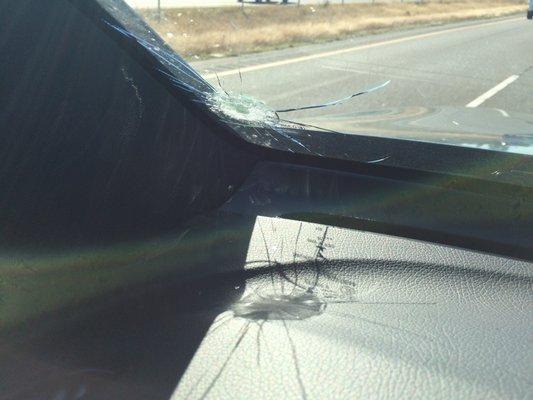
[126,0,414,9]
[191,16,533,121]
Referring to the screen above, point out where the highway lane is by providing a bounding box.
[125,0,414,9]
[190,16,533,122]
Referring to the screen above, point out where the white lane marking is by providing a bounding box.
[465,75,519,108]
[203,17,521,79]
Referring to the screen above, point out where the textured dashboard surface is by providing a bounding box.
[172,216,532,400]
[2,215,531,400]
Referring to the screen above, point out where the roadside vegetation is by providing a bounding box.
[137,0,525,60]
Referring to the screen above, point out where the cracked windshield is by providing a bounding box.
[124,0,533,155]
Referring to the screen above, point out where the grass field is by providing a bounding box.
[137,0,525,60]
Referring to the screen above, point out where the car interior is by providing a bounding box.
[1,1,532,399]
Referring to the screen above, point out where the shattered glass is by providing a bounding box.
[2,3,532,400]
[117,0,533,156]
[102,18,391,157]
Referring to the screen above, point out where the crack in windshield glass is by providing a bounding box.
[102,18,391,157]
[118,0,533,156]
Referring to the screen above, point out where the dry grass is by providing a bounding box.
[138,0,525,59]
